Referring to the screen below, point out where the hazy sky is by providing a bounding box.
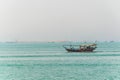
[0,0,120,42]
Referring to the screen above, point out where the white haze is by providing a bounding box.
[0,0,120,42]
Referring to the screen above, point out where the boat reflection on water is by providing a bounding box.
[63,43,97,52]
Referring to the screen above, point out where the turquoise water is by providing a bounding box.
[0,42,120,80]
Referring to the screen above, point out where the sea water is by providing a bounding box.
[0,42,120,80]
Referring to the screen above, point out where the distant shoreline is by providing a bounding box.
[0,40,119,43]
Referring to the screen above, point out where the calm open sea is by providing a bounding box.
[0,42,120,80]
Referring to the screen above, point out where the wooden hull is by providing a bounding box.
[65,48,94,52]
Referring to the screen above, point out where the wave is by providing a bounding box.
[0,53,120,58]
[95,51,120,52]
[0,63,120,67]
